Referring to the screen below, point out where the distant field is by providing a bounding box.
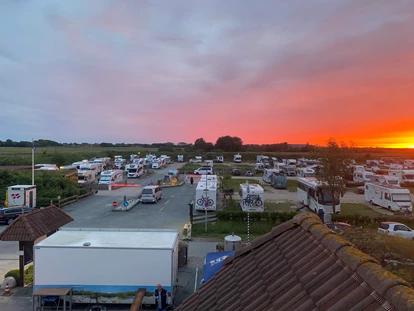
[0,146,157,154]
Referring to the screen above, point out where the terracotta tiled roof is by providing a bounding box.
[176,213,414,311]
[0,205,74,241]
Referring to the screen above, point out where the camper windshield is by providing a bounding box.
[128,168,137,173]
[318,190,339,205]
[78,176,86,181]
[142,189,153,194]
[392,193,411,202]
[100,176,111,181]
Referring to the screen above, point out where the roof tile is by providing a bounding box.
[385,285,414,310]
[320,232,353,254]
[337,246,380,271]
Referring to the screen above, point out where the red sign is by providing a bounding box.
[112,201,118,207]
[11,193,21,199]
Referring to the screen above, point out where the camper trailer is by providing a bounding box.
[296,167,316,178]
[77,170,96,185]
[125,163,144,178]
[98,170,124,185]
[239,182,264,212]
[364,182,412,212]
[254,163,265,173]
[233,154,242,163]
[388,170,414,184]
[195,180,217,211]
[353,171,375,183]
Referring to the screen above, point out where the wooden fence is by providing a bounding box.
[55,192,93,208]
[192,212,217,225]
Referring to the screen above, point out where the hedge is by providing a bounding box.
[332,214,414,228]
[4,269,20,285]
[216,210,297,223]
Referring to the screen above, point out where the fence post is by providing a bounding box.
[76,195,79,201]
[58,196,61,209]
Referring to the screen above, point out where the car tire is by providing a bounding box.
[7,218,14,225]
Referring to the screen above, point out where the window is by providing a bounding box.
[395,225,410,232]
[385,193,391,200]
[142,189,153,194]
[379,223,389,230]
[392,193,411,202]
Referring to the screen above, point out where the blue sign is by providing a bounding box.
[204,202,209,208]
[123,201,129,207]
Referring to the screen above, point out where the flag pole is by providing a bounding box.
[32,138,35,185]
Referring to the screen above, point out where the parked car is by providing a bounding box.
[378,222,414,240]
[245,170,254,176]
[139,185,163,203]
[0,206,35,225]
[232,169,241,176]
[194,167,213,175]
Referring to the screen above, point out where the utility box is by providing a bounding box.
[6,185,36,208]
[224,234,242,251]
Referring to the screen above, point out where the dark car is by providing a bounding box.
[0,206,35,225]
[245,170,254,176]
[232,169,241,176]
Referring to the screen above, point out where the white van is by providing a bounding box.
[78,170,96,184]
[364,182,412,212]
[239,182,264,212]
[140,185,162,203]
[353,171,375,183]
[195,181,217,211]
[194,167,213,175]
[126,163,144,178]
[233,154,242,163]
[79,163,103,175]
[98,170,124,185]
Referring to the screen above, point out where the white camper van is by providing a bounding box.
[388,170,414,184]
[77,170,96,184]
[79,163,103,175]
[353,171,375,183]
[239,182,264,212]
[296,167,316,178]
[282,165,296,176]
[98,170,124,185]
[195,181,217,211]
[368,175,400,186]
[233,154,242,163]
[364,182,412,212]
[152,159,161,169]
[125,163,144,178]
[200,175,218,183]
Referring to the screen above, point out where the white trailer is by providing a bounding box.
[195,181,217,211]
[79,163,103,175]
[388,170,414,184]
[98,170,124,185]
[126,163,144,178]
[5,185,36,208]
[239,182,264,212]
[364,182,412,212]
[33,228,179,306]
[233,154,242,163]
[353,170,375,183]
[77,170,96,184]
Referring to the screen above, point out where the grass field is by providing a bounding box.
[340,203,382,217]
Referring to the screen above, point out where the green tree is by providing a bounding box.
[215,136,243,152]
[193,138,213,151]
[314,138,353,214]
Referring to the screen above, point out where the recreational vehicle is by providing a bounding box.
[195,181,217,211]
[60,165,77,170]
[262,169,280,183]
[126,163,144,178]
[79,163,103,175]
[200,174,218,183]
[287,159,297,166]
[189,156,203,163]
[404,160,414,168]
[270,172,287,189]
[239,182,264,212]
[297,177,341,214]
[388,170,414,184]
[98,170,124,185]
[296,167,316,178]
[274,162,286,170]
[353,171,375,183]
[77,170,96,184]
[160,155,171,164]
[205,160,214,167]
[233,154,242,163]
[368,175,400,186]
[254,163,265,173]
[113,157,126,169]
[364,182,412,212]
[152,159,161,169]
[282,165,296,176]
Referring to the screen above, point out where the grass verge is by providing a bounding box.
[339,203,382,218]
[286,179,297,192]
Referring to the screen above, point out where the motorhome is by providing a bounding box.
[205,160,214,167]
[125,163,144,178]
[133,158,144,165]
[274,162,286,170]
[364,182,412,212]
[296,167,316,178]
[368,175,400,187]
[351,165,365,173]
[270,172,287,189]
[282,165,296,176]
[215,156,224,163]
[60,165,77,170]
[388,170,414,184]
[389,164,403,170]
[297,177,341,214]
[98,170,124,185]
[113,157,126,169]
[254,163,265,173]
[233,154,242,163]
[79,163,103,175]
[177,155,184,162]
[77,170,96,185]
[239,182,264,212]
[262,169,280,183]
[160,155,171,164]
[72,160,89,170]
[152,159,161,169]
[130,154,139,162]
[89,158,109,167]
[404,160,414,168]
[353,171,375,183]
[287,159,297,166]
[195,181,217,211]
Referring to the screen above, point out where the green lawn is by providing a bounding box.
[265,201,298,213]
[286,179,297,192]
[222,178,261,190]
[340,203,382,218]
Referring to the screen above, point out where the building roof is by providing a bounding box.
[0,205,74,241]
[176,213,414,311]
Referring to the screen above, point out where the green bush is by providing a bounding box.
[5,269,20,285]
[332,214,414,228]
[216,211,297,223]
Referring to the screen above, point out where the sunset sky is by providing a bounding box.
[0,0,413,148]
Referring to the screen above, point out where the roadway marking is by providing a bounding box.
[194,268,199,293]
[164,200,170,205]
[159,207,164,212]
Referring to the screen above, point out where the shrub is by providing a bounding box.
[5,269,20,285]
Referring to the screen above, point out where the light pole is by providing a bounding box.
[204,180,209,233]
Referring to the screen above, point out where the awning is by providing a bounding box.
[200,251,235,285]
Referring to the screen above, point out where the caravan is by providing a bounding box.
[388,170,414,184]
[79,163,103,175]
[364,182,412,212]
[282,165,296,176]
[195,180,217,211]
[297,177,341,214]
[125,163,144,178]
[233,154,242,163]
[296,167,316,178]
[369,175,400,186]
[98,170,124,185]
[77,170,96,184]
[113,157,126,169]
[353,171,375,183]
[239,182,264,212]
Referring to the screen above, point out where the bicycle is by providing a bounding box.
[242,195,263,207]
[197,196,214,207]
